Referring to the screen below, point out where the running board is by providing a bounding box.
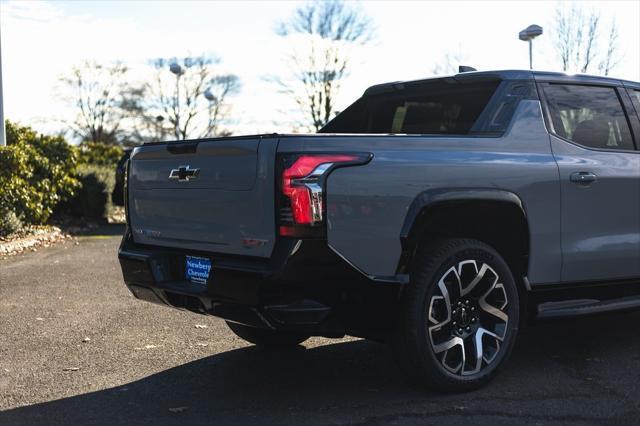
[536,296,640,320]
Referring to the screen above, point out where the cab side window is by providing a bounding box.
[544,84,635,151]
[631,89,640,113]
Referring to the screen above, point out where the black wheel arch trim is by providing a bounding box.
[397,188,530,275]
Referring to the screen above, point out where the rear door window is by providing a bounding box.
[630,89,640,114]
[543,84,635,151]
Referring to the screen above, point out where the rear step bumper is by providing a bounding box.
[126,282,333,331]
[118,228,403,337]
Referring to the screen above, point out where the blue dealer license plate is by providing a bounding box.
[185,256,212,284]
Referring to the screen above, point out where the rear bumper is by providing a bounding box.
[118,229,404,337]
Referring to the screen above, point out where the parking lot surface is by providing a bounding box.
[1,226,639,425]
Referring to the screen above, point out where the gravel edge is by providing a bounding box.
[0,227,73,259]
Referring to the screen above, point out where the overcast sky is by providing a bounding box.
[1,0,639,137]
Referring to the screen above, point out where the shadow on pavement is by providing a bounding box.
[0,340,404,425]
[74,223,126,237]
[2,313,639,425]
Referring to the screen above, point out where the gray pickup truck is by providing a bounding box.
[119,70,640,391]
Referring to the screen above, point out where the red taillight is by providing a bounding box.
[283,183,314,224]
[282,155,358,225]
[279,153,369,236]
[283,155,360,182]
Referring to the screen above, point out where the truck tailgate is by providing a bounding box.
[128,136,278,258]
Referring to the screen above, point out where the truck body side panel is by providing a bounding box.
[277,100,562,284]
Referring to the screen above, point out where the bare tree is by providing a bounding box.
[552,3,621,75]
[60,60,129,144]
[117,86,169,145]
[274,0,374,131]
[599,19,622,76]
[137,56,240,141]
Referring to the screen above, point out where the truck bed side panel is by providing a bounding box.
[277,100,561,284]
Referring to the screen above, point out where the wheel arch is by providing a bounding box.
[397,189,531,285]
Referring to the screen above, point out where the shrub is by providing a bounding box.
[0,208,22,238]
[0,121,80,228]
[66,165,115,220]
[77,141,124,167]
[5,119,38,144]
[0,121,126,234]
[0,143,34,224]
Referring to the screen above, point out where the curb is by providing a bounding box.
[0,227,70,258]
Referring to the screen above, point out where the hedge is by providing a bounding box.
[0,121,80,234]
[77,141,124,167]
[66,165,116,220]
[0,121,130,236]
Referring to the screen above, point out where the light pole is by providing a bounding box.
[0,31,6,146]
[519,24,543,70]
[169,62,183,139]
[203,89,216,137]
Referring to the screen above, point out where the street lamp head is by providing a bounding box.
[519,24,543,41]
[169,62,183,75]
[203,89,216,102]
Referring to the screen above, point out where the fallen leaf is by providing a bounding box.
[63,367,80,372]
[168,406,188,413]
[194,324,208,329]
[35,317,44,321]
[82,337,91,343]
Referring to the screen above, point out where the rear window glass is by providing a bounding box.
[321,79,500,135]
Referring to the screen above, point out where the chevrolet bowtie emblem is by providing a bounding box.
[169,165,200,182]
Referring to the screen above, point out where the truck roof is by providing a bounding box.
[363,69,640,96]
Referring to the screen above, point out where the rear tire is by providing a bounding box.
[393,238,520,392]
[226,321,309,348]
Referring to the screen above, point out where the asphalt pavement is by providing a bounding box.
[1,225,639,425]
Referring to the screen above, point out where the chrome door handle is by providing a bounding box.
[570,171,597,184]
